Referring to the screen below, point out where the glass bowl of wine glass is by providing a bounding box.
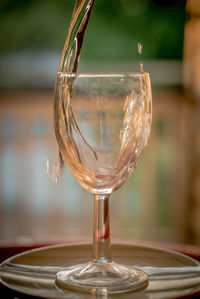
[54,72,152,294]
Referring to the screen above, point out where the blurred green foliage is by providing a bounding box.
[0,0,186,60]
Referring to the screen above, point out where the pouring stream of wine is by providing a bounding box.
[54,0,95,181]
[50,3,144,182]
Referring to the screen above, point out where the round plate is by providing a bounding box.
[0,243,200,298]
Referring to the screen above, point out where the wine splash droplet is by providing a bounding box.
[138,42,142,55]
[52,165,58,184]
[140,62,144,73]
[138,42,144,73]
[44,156,59,183]
[44,156,50,174]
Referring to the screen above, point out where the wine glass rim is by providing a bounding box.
[57,71,149,77]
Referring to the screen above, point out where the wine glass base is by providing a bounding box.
[56,261,148,294]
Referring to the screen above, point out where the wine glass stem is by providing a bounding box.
[93,194,112,263]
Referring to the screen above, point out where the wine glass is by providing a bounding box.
[54,72,152,294]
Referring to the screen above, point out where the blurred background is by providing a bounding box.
[0,0,200,248]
